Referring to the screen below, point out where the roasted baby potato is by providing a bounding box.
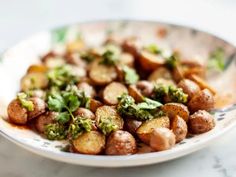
[21,73,48,92]
[188,89,215,112]
[74,108,95,120]
[119,53,135,67]
[161,103,189,122]
[171,65,184,83]
[148,67,172,82]
[125,118,142,135]
[139,50,165,71]
[136,81,154,97]
[150,127,176,151]
[89,99,103,113]
[171,115,187,143]
[35,111,57,133]
[7,99,28,125]
[121,37,141,58]
[89,60,117,85]
[188,110,215,134]
[128,85,144,103]
[105,130,137,155]
[27,97,46,120]
[95,106,124,130]
[103,82,128,105]
[27,64,48,74]
[177,79,200,100]
[136,116,170,144]
[77,82,96,98]
[72,131,105,155]
[136,143,155,154]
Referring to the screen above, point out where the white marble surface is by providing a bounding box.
[0,0,236,176]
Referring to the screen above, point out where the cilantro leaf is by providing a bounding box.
[137,98,162,110]
[123,66,139,84]
[56,112,70,124]
[208,48,225,71]
[47,92,65,112]
[62,91,81,112]
[17,92,34,111]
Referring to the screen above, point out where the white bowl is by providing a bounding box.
[0,20,236,167]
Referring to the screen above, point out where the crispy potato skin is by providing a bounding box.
[136,116,170,144]
[121,37,141,58]
[136,81,154,97]
[74,108,95,120]
[161,103,189,122]
[139,51,165,71]
[73,131,105,155]
[125,118,142,135]
[103,82,128,105]
[95,106,124,130]
[150,128,176,151]
[188,89,215,113]
[171,115,187,143]
[7,99,28,125]
[89,99,103,113]
[177,79,200,100]
[35,111,57,133]
[77,82,96,98]
[188,110,215,134]
[105,130,137,155]
[28,97,46,120]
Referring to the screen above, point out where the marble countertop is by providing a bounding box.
[0,0,236,176]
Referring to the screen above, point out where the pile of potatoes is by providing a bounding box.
[7,36,216,155]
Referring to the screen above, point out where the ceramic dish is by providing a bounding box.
[0,20,236,167]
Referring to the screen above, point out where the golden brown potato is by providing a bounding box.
[95,106,124,130]
[103,82,128,105]
[136,116,170,144]
[128,85,144,103]
[125,118,142,135]
[121,37,141,58]
[89,99,103,113]
[27,97,46,120]
[139,50,165,71]
[188,74,216,95]
[136,81,154,97]
[66,40,85,53]
[119,53,134,67]
[74,108,95,120]
[72,131,105,155]
[150,128,176,151]
[35,111,57,133]
[148,67,172,82]
[188,110,215,134]
[77,82,96,98]
[161,103,189,122]
[177,79,200,100]
[171,115,187,143]
[7,99,28,125]
[188,89,215,112]
[171,65,184,83]
[27,65,48,74]
[105,130,137,155]
[21,73,48,92]
[136,143,155,154]
[89,60,117,85]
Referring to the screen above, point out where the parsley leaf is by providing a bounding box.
[17,92,34,111]
[123,66,139,84]
[208,48,225,71]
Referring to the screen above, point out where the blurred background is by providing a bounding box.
[0,0,236,177]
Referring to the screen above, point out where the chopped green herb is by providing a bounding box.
[165,52,180,70]
[45,123,67,140]
[123,66,139,84]
[137,98,163,110]
[80,51,96,63]
[47,65,79,89]
[56,112,71,124]
[208,48,225,71]
[68,117,93,139]
[98,117,118,135]
[145,44,162,54]
[99,50,118,66]
[17,92,34,111]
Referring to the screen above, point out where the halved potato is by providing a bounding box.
[89,99,103,113]
[171,115,187,143]
[77,82,96,98]
[125,118,142,135]
[121,37,141,58]
[89,60,117,85]
[103,82,128,105]
[148,67,172,82]
[72,131,105,155]
[128,85,144,103]
[161,103,189,122]
[139,50,165,71]
[136,116,170,144]
[171,65,184,83]
[136,143,155,154]
[27,65,48,74]
[95,106,124,130]
[188,89,215,112]
[21,73,48,92]
[188,74,216,95]
[119,53,134,67]
[177,79,200,100]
